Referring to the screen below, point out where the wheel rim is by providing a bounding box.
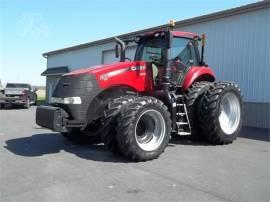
[219,92,241,135]
[135,109,166,151]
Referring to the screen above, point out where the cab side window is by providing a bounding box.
[170,38,199,85]
[190,41,199,66]
[170,38,199,66]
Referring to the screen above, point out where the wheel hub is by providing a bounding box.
[135,109,166,151]
[219,92,241,135]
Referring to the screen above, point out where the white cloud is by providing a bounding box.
[16,12,51,38]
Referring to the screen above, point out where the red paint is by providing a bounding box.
[182,66,215,90]
[95,61,154,92]
[21,90,27,101]
[139,30,199,40]
[65,61,153,92]
[64,65,106,76]
[66,63,215,92]
[171,31,199,39]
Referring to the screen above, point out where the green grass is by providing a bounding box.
[37,96,46,106]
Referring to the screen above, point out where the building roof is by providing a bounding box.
[43,1,269,57]
[41,66,69,76]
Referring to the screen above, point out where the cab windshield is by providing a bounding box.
[135,36,166,65]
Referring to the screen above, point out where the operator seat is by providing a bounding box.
[145,62,163,89]
[171,57,188,86]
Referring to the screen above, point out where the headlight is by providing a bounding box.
[51,97,81,104]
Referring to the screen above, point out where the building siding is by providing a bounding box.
[47,42,115,70]
[177,8,270,103]
[243,102,270,128]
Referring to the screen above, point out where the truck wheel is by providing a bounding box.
[116,96,171,161]
[185,81,213,140]
[62,129,101,144]
[24,98,30,109]
[101,95,137,153]
[199,82,242,144]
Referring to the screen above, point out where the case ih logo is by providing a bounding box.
[100,66,145,80]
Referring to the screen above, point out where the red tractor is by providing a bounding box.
[36,21,242,161]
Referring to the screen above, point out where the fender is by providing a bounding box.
[182,66,215,90]
[85,85,137,125]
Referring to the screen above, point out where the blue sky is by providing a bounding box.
[0,0,256,86]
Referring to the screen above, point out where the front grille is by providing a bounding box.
[6,95,21,98]
[53,74,96,97]
[51,73,100,121]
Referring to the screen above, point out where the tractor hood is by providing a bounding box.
[62,60,151,93]
[64,61,146,77]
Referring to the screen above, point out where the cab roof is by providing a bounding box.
[172,31,199,39]
[138,30,199,40]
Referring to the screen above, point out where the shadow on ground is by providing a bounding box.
[4,127,269,162]
[4,133,129,163]
[169,134,211,146]
[4,132,210,162]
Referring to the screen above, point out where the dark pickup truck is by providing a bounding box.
[0,83,37,109]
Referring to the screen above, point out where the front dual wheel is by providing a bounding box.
[116,97,172,161]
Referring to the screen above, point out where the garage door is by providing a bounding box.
[102,46,137,64]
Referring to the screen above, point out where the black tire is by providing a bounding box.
[101,95,137,153]
[198,81,243,145]
[62,129,101,144]
[185,81,213,140]
[116,96,172,161]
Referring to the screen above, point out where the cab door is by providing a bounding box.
[169,37,199,86]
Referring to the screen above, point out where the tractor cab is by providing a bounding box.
[134,30,201,87]
[115,23,207,91]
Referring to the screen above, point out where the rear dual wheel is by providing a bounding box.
[199,82,242,144]
[185,81,213,140]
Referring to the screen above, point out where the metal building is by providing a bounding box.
[41,1,270,129]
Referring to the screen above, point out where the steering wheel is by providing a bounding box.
[125,57,132,61]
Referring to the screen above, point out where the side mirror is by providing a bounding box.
[33,88,38,92]
[115,44,120,58]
